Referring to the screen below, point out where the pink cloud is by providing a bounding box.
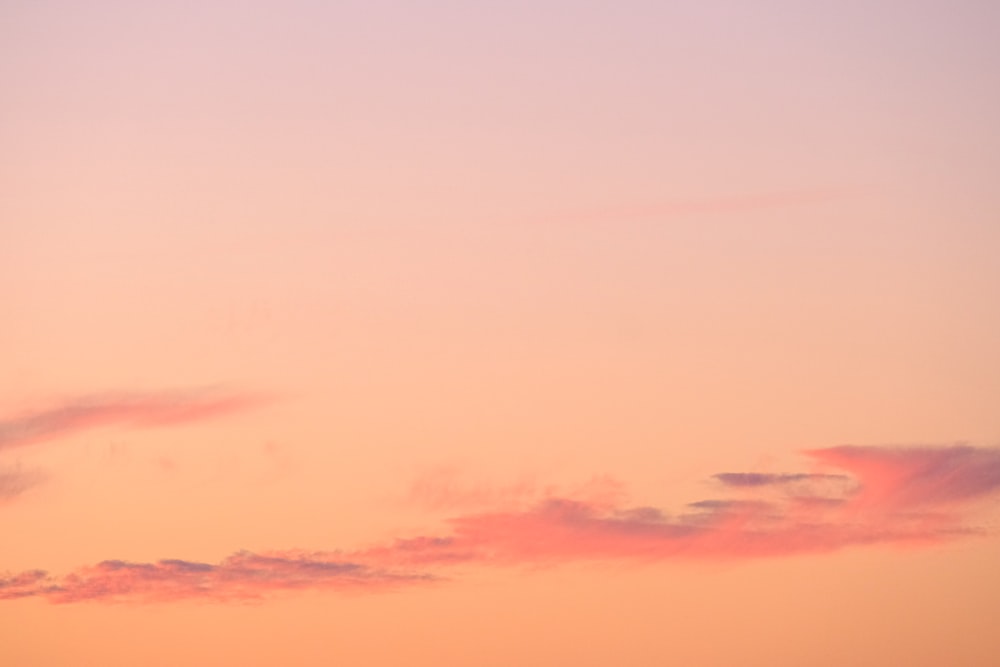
[3,445,997,604]
[806,445,1000,511]
[0,388,270,451]
[362,446,1000,567]
[0,551,435,604]
[0,570,48,600]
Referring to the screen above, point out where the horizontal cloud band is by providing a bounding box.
[0,551,435,603]
[3,445,998,604]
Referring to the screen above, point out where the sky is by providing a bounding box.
[2,1,999,664]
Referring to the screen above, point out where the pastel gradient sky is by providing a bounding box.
[3,2,1000,665]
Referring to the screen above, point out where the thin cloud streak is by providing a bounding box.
[3,445,998,604]
[713,472,849,487]
[0,551,436,603]
[0,389,270,451]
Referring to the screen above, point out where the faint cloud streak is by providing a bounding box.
[0,465,45,501]
[0,388,271,451]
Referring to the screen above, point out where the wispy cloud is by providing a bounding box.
[405,469,624,512]
[0,389,269,451]
[407,467,539,511]
[3,445,998,604]
[0,465,45,501]
[0,551,435,603]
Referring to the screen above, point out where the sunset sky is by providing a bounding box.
[3,1,1000,665]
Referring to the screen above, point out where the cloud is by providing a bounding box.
[0,570,48,600]
[0,465,45,501]
[406,467,539,511]
[406,469,626,512]
[0,388,269,451]
[713,472,848,488]
[0,551,435,603]
[361,445,1000,567]
[357,495,948,569]
[3,445,998,604]
[806,445,1000,510]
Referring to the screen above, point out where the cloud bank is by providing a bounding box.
[3,445,999,604]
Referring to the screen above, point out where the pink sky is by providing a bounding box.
[3,1,1000,665]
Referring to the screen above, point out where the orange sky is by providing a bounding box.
[3,2,1000,665]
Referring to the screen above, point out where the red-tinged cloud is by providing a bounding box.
[358,496,951,569]
[0,570,49,600]
[0,389,270,451]
[3,445,998,604]
[0,551,436,603]
[806,445,1000,511]
[361,445,1000,567]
